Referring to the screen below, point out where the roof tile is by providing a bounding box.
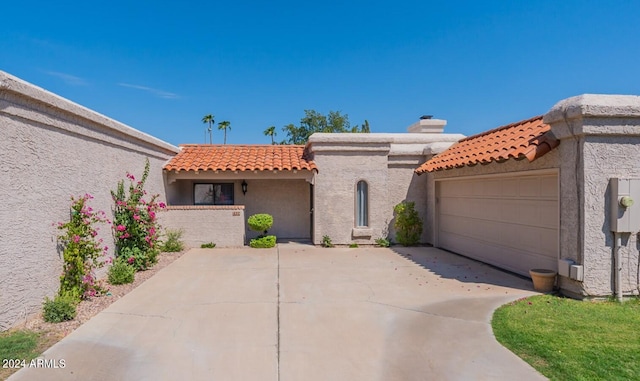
[164,144,318,173]
[415,116,559,174]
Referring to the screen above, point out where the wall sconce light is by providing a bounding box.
[242,180,248,195]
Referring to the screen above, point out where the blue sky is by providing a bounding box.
[2,1,639,146]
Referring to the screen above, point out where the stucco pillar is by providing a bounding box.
[544,94,640,298]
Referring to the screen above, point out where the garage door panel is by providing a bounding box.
[539,228,559,254]
[437,173,559,276]
[518,177,542,197]
[439,230,557,275]
[501,178,520,197]
[539,202,559,228]
[540,176,558,198]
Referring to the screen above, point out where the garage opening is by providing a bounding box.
[435,171,559,276]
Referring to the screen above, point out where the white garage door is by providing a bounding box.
[436,172,558,276]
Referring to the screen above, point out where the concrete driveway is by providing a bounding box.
[11,244,546,381]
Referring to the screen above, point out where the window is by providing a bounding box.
[194,183,234,205]
[356,180,368,227]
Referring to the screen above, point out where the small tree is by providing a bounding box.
[280,110,371,144]
[248,214,273,234]
[393,201,423,246]
[247,213,276,248]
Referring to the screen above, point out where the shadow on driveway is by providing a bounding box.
[390,245,534,292]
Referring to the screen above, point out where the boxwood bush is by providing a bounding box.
[250,235,276,248]
[247,214,273,234]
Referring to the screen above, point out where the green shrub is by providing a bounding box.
[250,235,276,248]
[393,201,423,246]
[120,246,157,271]
[247,214,274,234]
[321,235,334,248]
[108,259,135,285]
[56,194,108,301]
[42,294,77,323]
[375,237,391,247]
[349,243,359,248]
[161,229,184,252]
[111,159,165,271]
[200,242,216,248]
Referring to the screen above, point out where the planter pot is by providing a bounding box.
[529,269,557,293]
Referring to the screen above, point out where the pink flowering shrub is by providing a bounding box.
[56,194,109,301]
[111,159,166,270]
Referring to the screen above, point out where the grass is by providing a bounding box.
[0,329,59,380]
[492,295,640,381]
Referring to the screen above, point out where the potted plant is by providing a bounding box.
[529,269,557,293]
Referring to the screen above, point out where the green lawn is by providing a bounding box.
[0,330,58,380]
[492,295,640,381]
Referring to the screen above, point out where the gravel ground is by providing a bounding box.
[16,250,187,342]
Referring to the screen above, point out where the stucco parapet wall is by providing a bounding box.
[0,71,179,155]
[544,94,640,139]
[307,132,464,154]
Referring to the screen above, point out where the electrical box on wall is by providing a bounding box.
[610,178,640,233]
[558,259,574,277]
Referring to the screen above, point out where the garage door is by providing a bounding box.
[436,172,558,276]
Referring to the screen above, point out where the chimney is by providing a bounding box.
[407,116,447,133]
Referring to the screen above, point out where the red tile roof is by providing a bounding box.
[164,144,318,172]
[415,116,559,174]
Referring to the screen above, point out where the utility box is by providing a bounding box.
[570,265,584,281]
[558,259,574,277]
[610,178,640,233]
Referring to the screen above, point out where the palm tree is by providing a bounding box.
[202,114,215,144]
[264,126,277,145]
[218,121,231,144]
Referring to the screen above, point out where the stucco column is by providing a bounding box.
[544,94,640,298]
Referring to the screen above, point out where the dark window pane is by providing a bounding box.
[356,181,368,227]
[214,184,234,205]
[194,183,234,205]
[194,184,214,205]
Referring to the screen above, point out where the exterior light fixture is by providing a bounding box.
[242,180,248,195]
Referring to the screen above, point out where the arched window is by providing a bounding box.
[356,180,368,227]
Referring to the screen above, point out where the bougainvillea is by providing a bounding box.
[111,158,165,270]
[56,194,109,300]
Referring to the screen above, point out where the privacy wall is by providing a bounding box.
[0,72,179,330]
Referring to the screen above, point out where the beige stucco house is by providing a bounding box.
[160,144,317,246]
[2,70,640,331]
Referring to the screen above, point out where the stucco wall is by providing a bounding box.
[581,135,640,296]
[158,206,245,247]
[387,156,429,242]
[242,179,311,240]
[165,175,312,240]
[312,150,390,245]
[545,95,640,297]
[308,132,462,245]
[0,72,178,330]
